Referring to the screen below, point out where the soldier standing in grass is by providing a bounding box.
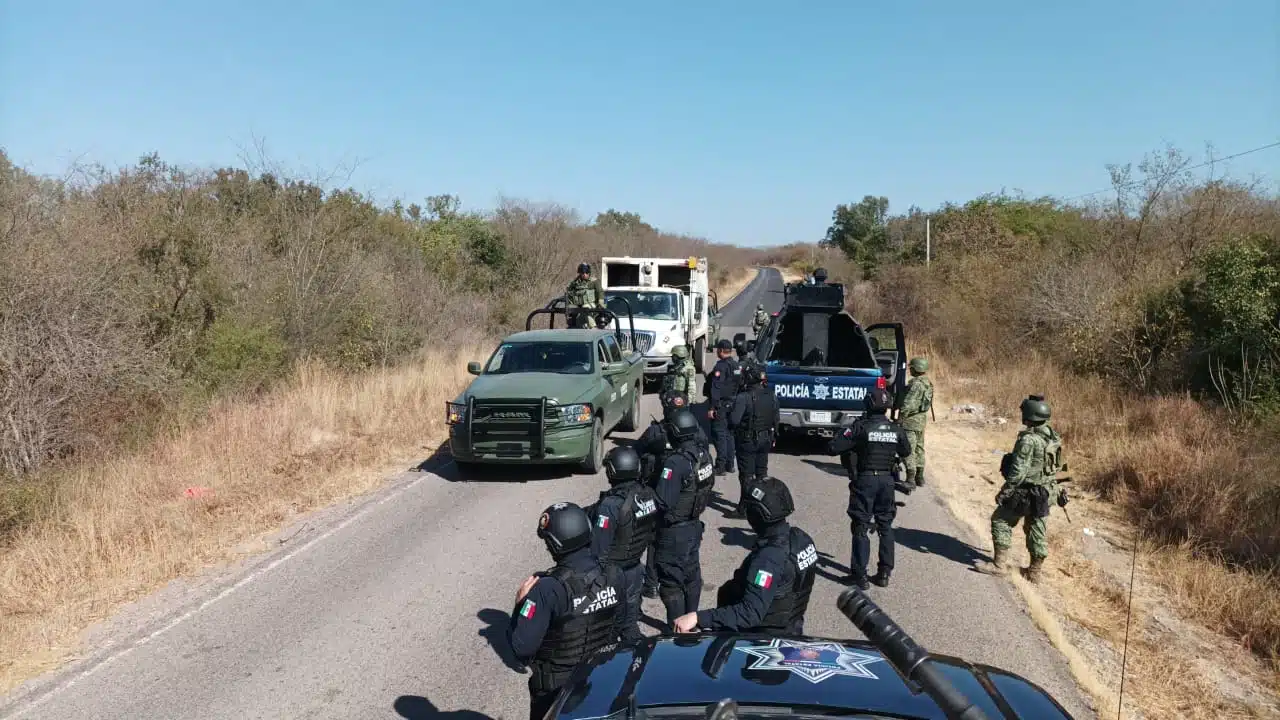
[977,395,1067,583]
[897,357,933,489]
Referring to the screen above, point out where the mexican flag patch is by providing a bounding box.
[597,515,610,529]
[519,599,536,618]
[662,467,673,480]
[753,570,774,588]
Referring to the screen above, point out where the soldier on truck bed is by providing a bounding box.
[565,262,606,329]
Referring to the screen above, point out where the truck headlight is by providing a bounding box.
[446,402,466,425]
[560,404,593,424]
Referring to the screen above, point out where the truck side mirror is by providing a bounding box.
[467,361,482,375]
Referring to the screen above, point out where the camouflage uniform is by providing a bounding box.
[898,358,933,488]
[978,396,1064,583]
[565,275,605,329]
[661,345,697,409]
[751,305,769,336]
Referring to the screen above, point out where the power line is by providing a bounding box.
[1061,140,1280,202]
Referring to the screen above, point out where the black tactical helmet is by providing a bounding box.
[664,408,700,443]
[742,476,795,530]
[734,340,749,359]
[537,502,592,557]
[813,267,828,282]
[740,360,764,386]
[1020,395,1051,425]
[604,446,641,484]
[577,262,591,274]
[865,386,892,413]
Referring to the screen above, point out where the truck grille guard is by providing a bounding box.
[466,396,550,458]
[620,330,655,354]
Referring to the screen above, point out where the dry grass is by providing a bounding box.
[713,266,757,304]
[0,347,481,693]
[920,349,1280,717]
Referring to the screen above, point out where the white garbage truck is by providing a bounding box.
[599,256,722,380]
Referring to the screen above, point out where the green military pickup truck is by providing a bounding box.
[445,301,646,478]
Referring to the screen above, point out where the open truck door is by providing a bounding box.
[865,323,907,404]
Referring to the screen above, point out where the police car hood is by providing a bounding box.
[551,633,1074,720]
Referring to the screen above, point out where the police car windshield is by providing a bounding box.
[484,342,594,374]
[605,291,678,321]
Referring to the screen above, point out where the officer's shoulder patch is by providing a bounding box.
[842,428,852,437]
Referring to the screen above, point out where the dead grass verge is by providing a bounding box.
[920,348,1280,718]
[713,266,757,304]
[0,348,481,694]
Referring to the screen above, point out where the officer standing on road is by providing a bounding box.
[508,502,625,720]
[727,360,779,517]
[673,476,818,635]
[565,262,605,329]
[827,387,912,590]
[660,344,697,410]
[652,408,716,625]
[706,339,741,476]
[897,357,933,489]
[751,304,769,337]
[588,447,660,645]
[977,395,1067,584]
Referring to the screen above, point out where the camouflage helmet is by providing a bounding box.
[909,357,928,374]
[1020,395,1051,425]
[671,344,689,359]
[756,303,764,310]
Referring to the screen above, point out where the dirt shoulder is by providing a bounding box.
[925,379,1280,719]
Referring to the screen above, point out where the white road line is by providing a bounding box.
[1,468,444,718]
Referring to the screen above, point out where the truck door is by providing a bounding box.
[865,323,907,401]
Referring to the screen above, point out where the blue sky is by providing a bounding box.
[2,1,1276,246]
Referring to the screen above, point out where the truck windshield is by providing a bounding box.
[605,291,679,321]
[484,342,594,375]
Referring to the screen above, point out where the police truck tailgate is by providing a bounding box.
[768,366,886,433]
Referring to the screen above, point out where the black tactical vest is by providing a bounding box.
[597,483,659,567]
[738,386,777,438]
[854,415,902,474]
[715,525,817,634]
[530,562,624,692]
[668,445,715,523]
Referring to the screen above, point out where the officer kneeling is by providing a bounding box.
[672,476,818,635]
[588,446,660,645]
[508,502,626,720]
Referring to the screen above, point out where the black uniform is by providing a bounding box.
[703,521,818,633]
[706,352,741,474]
[588,481,659,644]
[653,423,715,623]
[729,371,779,503]
[508,546,625,720]
[828,405,912,587]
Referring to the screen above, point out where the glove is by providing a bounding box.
[1057,488,1069,508]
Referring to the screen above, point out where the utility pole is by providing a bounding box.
[925,217,931,268]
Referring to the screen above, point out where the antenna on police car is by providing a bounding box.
[1116,523,1143,720]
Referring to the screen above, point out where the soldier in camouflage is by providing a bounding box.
[565,262,606,329]
[977,395,1066,583]
[751,304,769,337]
[897,357,933,488]
[660,345,697,411]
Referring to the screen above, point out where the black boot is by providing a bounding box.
[870,568,891,587]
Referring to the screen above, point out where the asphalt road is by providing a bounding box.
[0,267,1092,720]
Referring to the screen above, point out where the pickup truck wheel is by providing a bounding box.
[580,418,604,474]
[693,337,706,373]
[453,460,480,481]
[617,383,639,432]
